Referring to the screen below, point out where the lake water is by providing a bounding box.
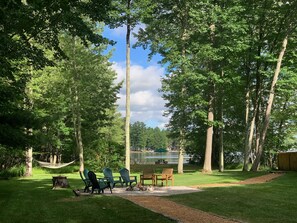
[130,151,191,164]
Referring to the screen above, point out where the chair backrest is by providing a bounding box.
[142,168,154,178]
[103,167,113,179]
[119,168,130,183]
[83,169,89,180]
[162,168,173,179]
[103,168,115,185]
[88,171,99,189]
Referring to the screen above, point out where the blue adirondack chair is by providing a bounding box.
[88,171,112,194]
[79,169,92,192]
[103,167,123,188]
[119,168,137,186]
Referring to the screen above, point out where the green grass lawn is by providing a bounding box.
[0,166,296,223]
[0,169,174,223]
[167,171,297,223]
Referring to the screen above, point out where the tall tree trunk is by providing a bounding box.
[203,84,214,173]
[53,154,57,165]
[243,88,251,171]
[72,83,84,172]
[203,23,216,173]
[77,108,84,172]
[219,126,224,172]
[177,15,188,174]
[178,129,185,174]
[25,147,33,177]
[243,88,259,171]
[125,0,131,170]
[251,36,288,171]
[25,70,33,177]
[218,71,224,172]
[71,39,84,172]
[243,114,256,171]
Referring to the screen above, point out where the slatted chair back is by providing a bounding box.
[103,167,123,188]
[119,168,137,186]
[156,168,174,186]
[88,171,112,194]
[140,168,155,185]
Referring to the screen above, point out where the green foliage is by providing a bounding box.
[0,146,24,171]
[136,0,297,169]
[130,122,169,150]
[0,0,112,149]
[0,165,25,178]
[29,31,123,168]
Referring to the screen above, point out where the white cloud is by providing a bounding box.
[112,62,168,128]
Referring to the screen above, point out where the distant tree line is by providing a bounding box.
[130,121,169,151]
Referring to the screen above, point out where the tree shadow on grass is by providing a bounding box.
[0,177,176,223]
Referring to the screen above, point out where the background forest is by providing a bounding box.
[1,0,297,177]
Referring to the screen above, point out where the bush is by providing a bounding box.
[0,165,25,178]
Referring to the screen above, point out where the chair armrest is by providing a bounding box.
[155,174,162,178]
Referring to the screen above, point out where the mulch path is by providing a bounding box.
[193,172,284,188]
[119,172,284,223]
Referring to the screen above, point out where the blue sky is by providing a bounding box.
[103,26,169,129]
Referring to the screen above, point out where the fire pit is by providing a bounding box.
[52,175,69,189]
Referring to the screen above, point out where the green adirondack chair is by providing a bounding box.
[88,171,112,194]
[119,168,137,186]
[103,167,123,188]
[79,169,92,192]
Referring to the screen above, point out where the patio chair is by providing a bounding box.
[155,168,174,186]
[79,169,92,192]
[88,171,112,194]
[103,167,123,188]
[119,168,137,186]
[140,168,155,185]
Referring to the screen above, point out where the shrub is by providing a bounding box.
[0,165,25,178]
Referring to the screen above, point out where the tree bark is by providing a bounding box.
[203,85,214,173]
[243,114,256,171]
[177,7,189,174]
[72,82,84,172]
[125,0,131,170]
[24,147,33,177]
[218,71,224,172]
[178,129,185,174]
[251,36,288,171]
[77,107,84,172]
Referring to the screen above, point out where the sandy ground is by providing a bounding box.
[107,185,201,196]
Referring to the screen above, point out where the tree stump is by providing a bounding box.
[52,176,69,189]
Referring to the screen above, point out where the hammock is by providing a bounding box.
[36,160,75,169]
